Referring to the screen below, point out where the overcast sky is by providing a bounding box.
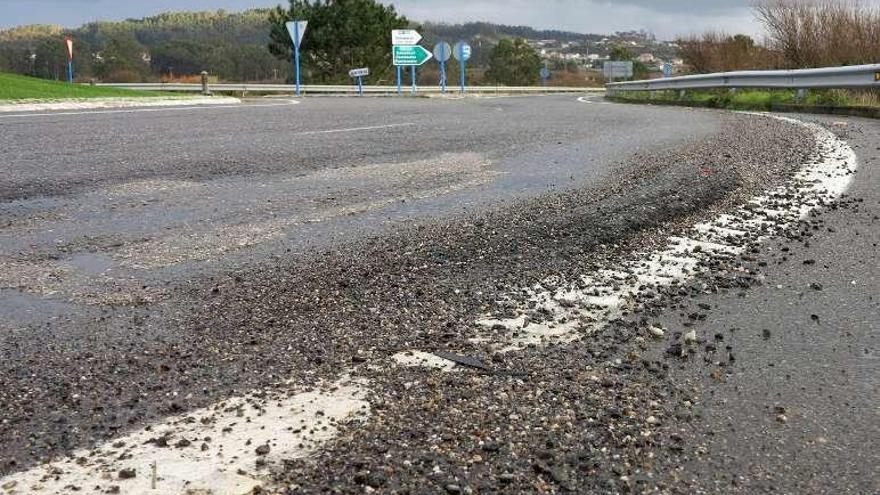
[0,0,764,39]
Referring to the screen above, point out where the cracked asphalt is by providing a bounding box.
[0,96,876,494]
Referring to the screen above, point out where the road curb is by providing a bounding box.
[0,96,242,113]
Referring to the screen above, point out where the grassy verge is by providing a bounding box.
[0,73,175,101]
[608,88,880,114]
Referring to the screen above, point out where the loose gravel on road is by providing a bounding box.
[6,97,877,495]
[0,109,824,494]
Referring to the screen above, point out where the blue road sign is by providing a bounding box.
[434,42,452,63]
[285,21,308,96]
[540,67,551,80]
[453,41,472,94]
[434,42,452,93]
[453,42,472,62]
[663,63,673,78]
[349,68,369,96]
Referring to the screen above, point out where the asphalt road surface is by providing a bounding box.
[0,95,876,495]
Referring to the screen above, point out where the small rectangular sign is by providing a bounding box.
[392,29,422,46]
[603,61,633,79]
[349,68,370,78]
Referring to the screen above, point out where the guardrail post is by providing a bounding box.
[796,88,806,102]
[678,89,686,100]
[201,71,211,96]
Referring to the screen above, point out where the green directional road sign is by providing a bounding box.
[393,45,433,66]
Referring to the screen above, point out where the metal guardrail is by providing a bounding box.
[607,63,880,92]
[95,82,603,95]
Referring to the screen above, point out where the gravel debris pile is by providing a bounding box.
[0,114,822,494]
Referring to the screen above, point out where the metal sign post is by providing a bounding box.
[433,42,452,94]
[392,31,432,96]
[540,64,550,88]
[349,68,369,96]
[64,37,74,83]
[411,65,417,95]
[453,41,472,94]
[285,21,308,96]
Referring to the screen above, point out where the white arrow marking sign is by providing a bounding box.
[392,29,422,46]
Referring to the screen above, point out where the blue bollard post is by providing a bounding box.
[411,65,417,95]
[293,22,302,96]
[459,58,466,94]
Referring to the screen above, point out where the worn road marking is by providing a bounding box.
[0,100,300,119]
[577,95,610,104]
[292,122,416,136]
[0,377,367,495]
[471,115,856,351]
[395,114,858,360]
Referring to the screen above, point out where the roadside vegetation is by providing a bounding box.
[0,72,166,100]
[678,0,880,73]
[609,88,880,113]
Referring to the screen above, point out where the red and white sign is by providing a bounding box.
[64,37,74,60]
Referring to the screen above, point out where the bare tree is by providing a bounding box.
[677,32,781,73]
[754,0,880,68]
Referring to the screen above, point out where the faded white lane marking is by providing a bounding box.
[577,95,610,104]
[392,114,857,363]
[465,115,856,351]
[391,351,458,371]
[292,122,416,136]
[0,377,368,495]
[0,100,299,119]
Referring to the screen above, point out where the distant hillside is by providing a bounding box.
[0,10,284,82]
[421,22,597,44]
[0,9,668,83]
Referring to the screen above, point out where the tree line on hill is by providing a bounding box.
[0,1,585,86]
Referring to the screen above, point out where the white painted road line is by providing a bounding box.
[577,95,610,104]
[466,115,856,352]
[393,114,858,359]
[292,122,416,136]
[0,377,368,495]
[0,100,300,119]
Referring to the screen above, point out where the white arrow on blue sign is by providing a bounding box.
[453,42,472,62]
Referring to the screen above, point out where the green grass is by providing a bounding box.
[610,88,858,111]
[0,72,171,101]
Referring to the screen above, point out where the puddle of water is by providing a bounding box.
[0,289,80,326]
[65,253,115,276]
